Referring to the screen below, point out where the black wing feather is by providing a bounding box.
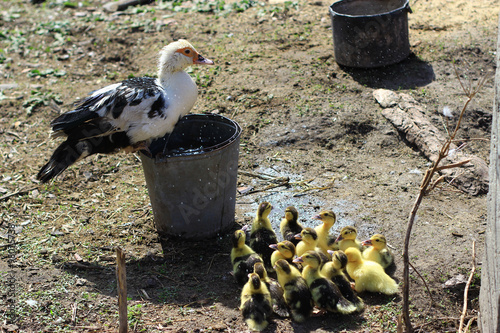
[50,77,161,133]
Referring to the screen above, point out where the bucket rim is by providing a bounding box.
[140,113,242,162]
[329,0,410,18]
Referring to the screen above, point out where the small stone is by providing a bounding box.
[76,278,87,286]
[442,274,468,290]
[51,254,64,263]
[50,230,64,237]
[373,89,399,108]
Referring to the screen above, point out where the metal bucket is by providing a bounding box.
[329,0,412,68]
[140,114,241,240]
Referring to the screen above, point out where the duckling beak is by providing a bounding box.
[312,214,322,220]
[293,257,303,264]
[361,239,372,246]
[294,233,302,240]
[194,54,214,65]
[336,234,344,242]
[269,244,278,250]
[327,250,335,256]
[241,225,249,232]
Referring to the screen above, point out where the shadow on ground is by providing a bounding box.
[340,53,435,90]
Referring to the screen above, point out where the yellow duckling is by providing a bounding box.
[361,234,394,269]
[345,248,399,295]
[336,226,363,252]
[323,250,364,312]
[240,272,273,331]
[269,240,296,267]
[295,227,319,257]
[253,262,289,318]
[294,251,357,314]
[312,210,339,253]
[231,229,264,287]
[280,206,303,246]
[274,259,313,323]
[249,202,278,272]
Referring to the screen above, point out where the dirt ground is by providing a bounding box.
[0,0,498,332]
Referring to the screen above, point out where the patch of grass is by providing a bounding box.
[23,89,62,115]
[128,303,143,327]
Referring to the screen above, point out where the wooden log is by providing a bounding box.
[116,247,128,333]
[375,90,489,196]
[103,0,154,13]
[479,15,500,332]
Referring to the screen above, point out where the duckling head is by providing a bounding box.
[253,262,268,280]
[312,210,336,227]
[328,250,348,270]
[361,234,387,250]
[274,259,292,275]
[278,241,296,259]
[284,206,299,222]
[299,251,321,269]
[232,229,246,248]
[257,202,273,219]
[345,247,363,263]
[248,273,263,290]
[299,228,318,244]
[336,226,358,242]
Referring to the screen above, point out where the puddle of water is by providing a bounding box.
[237,168,379,241]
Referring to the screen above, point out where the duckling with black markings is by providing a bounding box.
[253,262,289,318]
[295,227,319,257]
[323,250,364,312]
[295,251,357,315]
[240,273,273,331]
[280,206,303,246]
[345,247,399,295]
[295,228,329,268]
[249,202,278,272]
[269,240,296,268]
[231,229,264,287]
[361,234,394,269]
[274,259,313,323]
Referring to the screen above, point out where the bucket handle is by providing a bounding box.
[405,1,413,13]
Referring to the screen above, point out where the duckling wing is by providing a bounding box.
[284,278,313,322]
[250,229,278,270]
[267,280,289,317]
[234,254,263,286]
[241,294,272,330]
[331,274,364,312]
[310,278,357,314]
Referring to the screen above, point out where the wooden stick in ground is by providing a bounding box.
[116,247,128,333]
[458,241,476,333]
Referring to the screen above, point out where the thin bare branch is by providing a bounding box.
[435,159,472,171]
[458,241,476,333]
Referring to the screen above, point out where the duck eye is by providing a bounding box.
[185,49,191,54]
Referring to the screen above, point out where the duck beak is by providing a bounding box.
[361,239,372,246]
[269,244,278,250]
[294,233,302,240]
[327,250,335,256]
[336,234,344,242]
[194,54,214,65]
[293,257,303,264]
[312,214,321,220]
